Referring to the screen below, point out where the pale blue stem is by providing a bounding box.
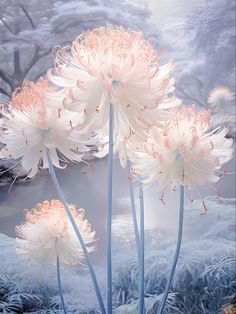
[46,148,106,314]
[157,185,185,314]
[139,181,145,314]
[56,254,67,314]
[127,159,140,257]
[107,103,114,314]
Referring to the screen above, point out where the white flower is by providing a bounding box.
[208,86,234,108]
[0,80,95,178]
[131,106,233,191]
[47,26,180,140]
[16,199,95,265]
[95,127,145,168]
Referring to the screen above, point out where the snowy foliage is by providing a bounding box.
[186,0,235,94]
[159,0,235,137]
[0,197,235,313]
[162,0,235,103]
[112,197,236,313]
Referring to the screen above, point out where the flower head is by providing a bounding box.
[0,79,95,178]
[47,25,180,139]
[16,199,95,265]
[131,105,233,191]
[208,86,234,107]
[11,80,53,111]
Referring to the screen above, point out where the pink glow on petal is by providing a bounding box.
[131,105,233,191]
[16,199,95,265]
[11,79,54,111]
[48,25,180,144]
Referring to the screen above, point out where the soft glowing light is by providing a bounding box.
[208,86,234,106]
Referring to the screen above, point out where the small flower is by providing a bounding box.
[0,79,95,178]
[131,105,233,191]
[47,25,180,139]
[16,199,95,265]
[208,86,234,108]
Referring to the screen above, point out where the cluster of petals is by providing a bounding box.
[16,199,95,265]
[47,26,180,142]
[130,105,233,191]
[0,79,96,178]
[94,104,179,168]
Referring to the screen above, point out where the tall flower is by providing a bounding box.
[16,199,95,265]
[131,105,233,191]
[0,79,96,178]
[47,26,180,139]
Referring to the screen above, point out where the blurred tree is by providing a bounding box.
[0,0,156,97]
[160,0,235,108]
[186,0,235,96]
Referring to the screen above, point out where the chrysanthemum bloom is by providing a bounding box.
[131,105,233,191]
[0,79,95,178]
[16,199,95,265]
[47,26,180,139]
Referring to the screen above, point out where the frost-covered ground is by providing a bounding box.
[0,155,235,313]
[0,164,235,313]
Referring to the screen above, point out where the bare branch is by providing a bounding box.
[22,45,39,76]
[0,87,10,97]
[14,50,21,77]
[176,85,203,107]
[38,48,52,60]
[0,17,17,35]
[0,69,13,89]
[19,5,36,30]
[22,47,51,79]
[33,71,49,81]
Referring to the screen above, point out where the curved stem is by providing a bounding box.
[139,181,145,314]
[127,159,140,257]
[157,185,185,314]
[46,149,106,314]
[107,103,114,314]
[56,254,67,314]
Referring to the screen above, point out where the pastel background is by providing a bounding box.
[0,1,235,313]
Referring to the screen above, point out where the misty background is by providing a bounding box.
[0,1,235,313]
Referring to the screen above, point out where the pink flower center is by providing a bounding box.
[11,79,54,111]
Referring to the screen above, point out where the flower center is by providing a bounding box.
[112,80,120,89]
[41,128,52,141]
